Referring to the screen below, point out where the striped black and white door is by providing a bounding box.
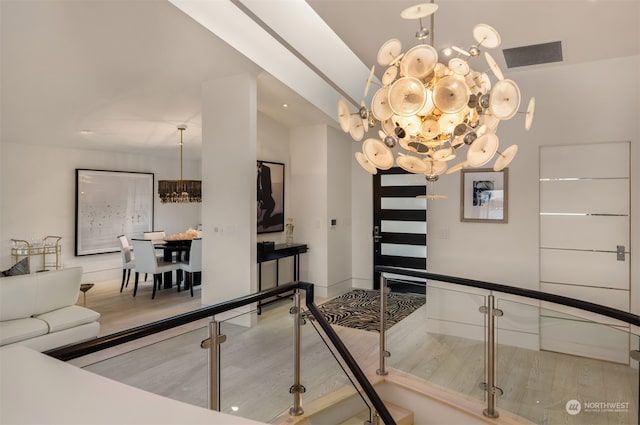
[373,168,428,294]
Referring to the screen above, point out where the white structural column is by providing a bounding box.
[201,74,257,308]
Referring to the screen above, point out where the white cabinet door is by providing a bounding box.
[539,142,631,363]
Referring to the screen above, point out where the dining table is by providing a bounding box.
[154,239,199,289]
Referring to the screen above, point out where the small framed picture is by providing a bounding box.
[460,168,508,223]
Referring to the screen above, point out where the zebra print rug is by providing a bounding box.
[304,289,425,333]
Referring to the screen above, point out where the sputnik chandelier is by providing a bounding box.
[158,125,202,204]
[339,2,535,188]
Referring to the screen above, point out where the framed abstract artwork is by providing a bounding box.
[75,169,154,255]
[460,168,508,223]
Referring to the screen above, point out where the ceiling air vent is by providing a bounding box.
[503,41,563,68]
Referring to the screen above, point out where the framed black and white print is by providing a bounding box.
[460,168,508,223]
[257,160,285,234]
[75,169,154,255]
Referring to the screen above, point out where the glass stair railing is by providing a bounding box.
[47,283,397,425]
[215,298,373,424]
[81,326,210,408]
[46,268,638,425]
[374,266,640,425]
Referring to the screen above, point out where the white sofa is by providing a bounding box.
[0,267,100,352]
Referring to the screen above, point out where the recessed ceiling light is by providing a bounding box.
[282,103,289,108]
[80,129,93,135]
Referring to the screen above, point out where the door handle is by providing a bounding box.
[617,245,625,261]
[373,226,382,243]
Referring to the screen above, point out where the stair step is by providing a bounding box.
[338,401,414,425]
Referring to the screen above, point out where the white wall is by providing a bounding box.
[0,142,200,282]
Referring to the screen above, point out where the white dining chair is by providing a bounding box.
[130,239,180,299]
[143,230,167,260]
[118,235,149,293]
[178,238,201,297]
[143,230,166,245]
[117,235,138,292]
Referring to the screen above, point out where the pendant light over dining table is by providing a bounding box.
[158,125,202,204]
[340,2,535,191]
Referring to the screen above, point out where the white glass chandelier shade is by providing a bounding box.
[341,2,535,180]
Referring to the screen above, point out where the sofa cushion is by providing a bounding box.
[1,258,30,277]
[33,268,82,316]
[2,322,100,353]
[0,317,48,346]
[0,273,38,321]
[35,305,101,333]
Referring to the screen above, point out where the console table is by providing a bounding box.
[257,243,307,313]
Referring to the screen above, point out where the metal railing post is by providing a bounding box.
[377,275,389,376]
[367,410,381,425]
[631,342,639,425]
[201,318,226,411]
[289,289,305,416]
[479,295,503,419]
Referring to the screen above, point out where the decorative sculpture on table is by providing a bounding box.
[285,218,295,245]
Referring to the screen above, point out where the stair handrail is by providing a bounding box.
[375,266,640,327]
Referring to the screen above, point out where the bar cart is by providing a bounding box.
[11,236,62,272]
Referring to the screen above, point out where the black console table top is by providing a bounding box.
[257,243,308,263]
[257,243,307,314]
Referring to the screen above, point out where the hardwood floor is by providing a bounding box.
[80,276,205,336]
[73,280,639,425]
[69,277,207,367]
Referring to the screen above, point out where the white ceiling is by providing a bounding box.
[1,0,638,159]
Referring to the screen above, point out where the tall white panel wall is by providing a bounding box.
[351,142,374,290]
[326,126,352,296]
[290,125,328,295]
[289,125,353,299]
